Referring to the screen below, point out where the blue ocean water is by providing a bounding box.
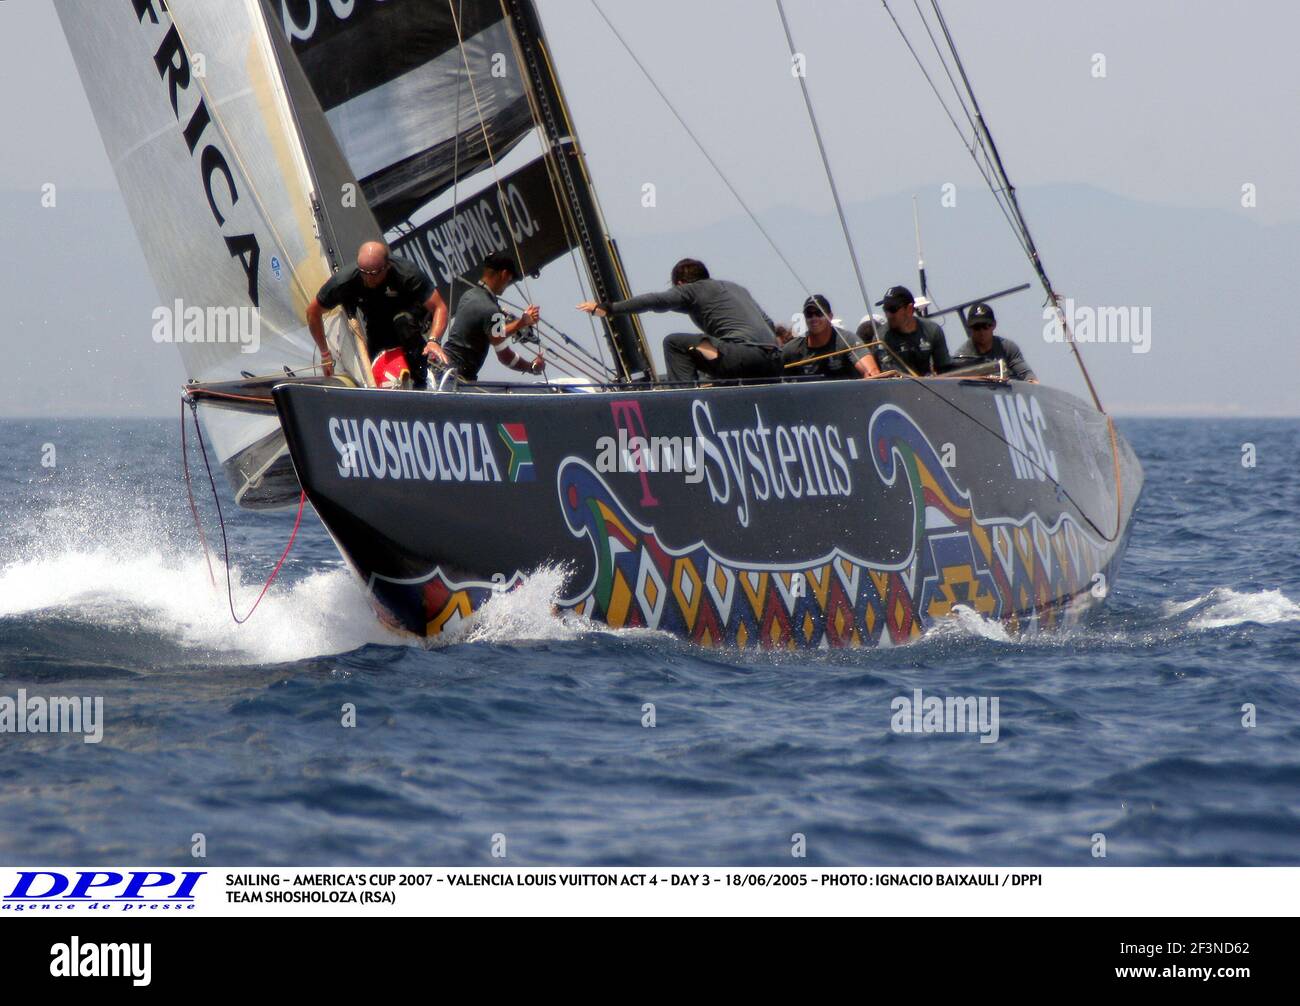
[0,416,1297,866]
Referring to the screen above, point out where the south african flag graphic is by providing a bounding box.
[497,423,536,482]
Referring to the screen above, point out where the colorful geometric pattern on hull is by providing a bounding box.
[390,405,1112,647]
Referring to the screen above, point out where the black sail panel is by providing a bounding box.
[278,0,534,229]
[391,144,581,308]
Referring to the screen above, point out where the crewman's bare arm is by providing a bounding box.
[422,290,451,366]
[306,297,333,376]
[424,290,449,342]
[490,305,544,373]
[855,354,882,378]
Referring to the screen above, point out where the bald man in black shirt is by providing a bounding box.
[307,241,449,387]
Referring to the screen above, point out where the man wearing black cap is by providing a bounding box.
[782,295,882,380]
[868,285,952,376]
[954,302,1037,382]
[578,258,781,383]
[433,252,545,382]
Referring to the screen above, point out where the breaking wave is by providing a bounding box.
[1162,587,1300,630]
[0,545,405,664]
[457,563,587,644]
[921,604,1015,643]
[0,535,639,665]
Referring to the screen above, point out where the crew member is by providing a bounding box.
[307,241,449,387]
[578,258,781,383]
[782,295,881,379]
[953,302,1037,381]
[433,253,545,381]
[868,285,952,376]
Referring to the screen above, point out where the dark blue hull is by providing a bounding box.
[273,377,1143,647]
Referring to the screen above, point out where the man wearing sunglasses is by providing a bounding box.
[781,294,882,380]
[953,302,1037,382]
[307,241,449,387]
[871,285,952,376]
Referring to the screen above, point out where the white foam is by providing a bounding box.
[922,604,1014,643]
[0,542,406,663]
[458,563,619,645]
[1164,587,1300,630]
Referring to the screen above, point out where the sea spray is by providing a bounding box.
[1162,587,1300,630]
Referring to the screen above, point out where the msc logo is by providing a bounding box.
[993,392,1059,483]
[3,871,203,911]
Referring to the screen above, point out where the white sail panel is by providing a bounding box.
[55,0,331,384]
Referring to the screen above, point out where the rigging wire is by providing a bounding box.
[774,0,878,319]
[883,0,1108,416]
[898,376,1122,541]
[928,0,1107,416]
[445,0,538,309]
[444,0,559,378]
[447,0,468,307]
[495,292,612,372]
[587,0,820,301]
[879,0,1123,535]
[528,19,656,377]
[450,0,625,381]
[774,0,876,322]
[879,1,1033,263]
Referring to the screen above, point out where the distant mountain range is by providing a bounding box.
[3,184,1293,417]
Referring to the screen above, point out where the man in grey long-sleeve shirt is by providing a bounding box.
[579,258,781,383]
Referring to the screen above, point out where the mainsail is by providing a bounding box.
[275,0,655,379]
[54,0,383,507]
[282,0,535,231]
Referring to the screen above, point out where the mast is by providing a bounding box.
[502,0,656,382]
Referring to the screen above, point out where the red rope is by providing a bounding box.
[181,397,217,588]
[230,489,306,624]
[181,395,306,624]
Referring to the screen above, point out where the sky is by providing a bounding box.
[3,0,1298,415]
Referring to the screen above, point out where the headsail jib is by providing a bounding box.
[149,17,265,309]
[55,0,342,383]
[55,0,374,508]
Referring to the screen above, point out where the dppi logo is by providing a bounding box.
[3,871,203,911]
